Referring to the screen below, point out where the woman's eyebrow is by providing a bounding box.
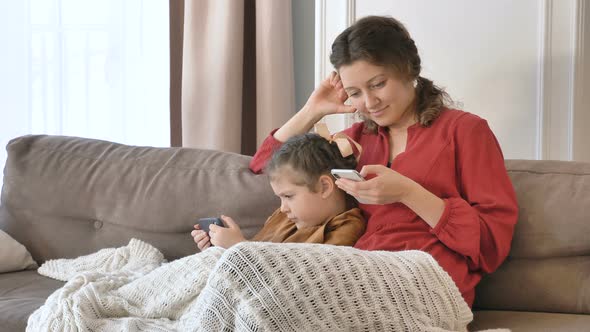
[367,74,386,83]
[344,74,386,91]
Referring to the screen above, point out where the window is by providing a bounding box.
[0,0,169,189]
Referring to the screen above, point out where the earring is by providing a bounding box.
[412,79,418,88]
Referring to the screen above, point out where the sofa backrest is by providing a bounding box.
[474,159,590,315]
[0,135,278,262]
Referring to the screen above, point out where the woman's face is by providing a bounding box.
[338,60,416,129]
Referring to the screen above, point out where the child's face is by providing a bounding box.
[270,173,330,229]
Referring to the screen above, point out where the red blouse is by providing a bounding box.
[249,109,518,307]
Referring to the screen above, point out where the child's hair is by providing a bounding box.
[266,133,357,192]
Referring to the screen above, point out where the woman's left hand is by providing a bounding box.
[209,215,247,249]
[335,165,416,205]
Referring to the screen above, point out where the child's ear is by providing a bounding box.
[318,174,335,198]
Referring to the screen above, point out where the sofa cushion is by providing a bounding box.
[0,135,278,263]
[470,310,590,332]
[0,270,64,332]
[474,256,590,313]
[474,160,590,314]
[503,160,590,258]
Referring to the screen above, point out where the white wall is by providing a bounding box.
[316,0,590,161]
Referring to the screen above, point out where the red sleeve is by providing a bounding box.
[249,129,284,173]
[430,119,518,274]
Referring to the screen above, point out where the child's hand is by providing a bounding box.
[209,215,247,249]
[191,225,211,251]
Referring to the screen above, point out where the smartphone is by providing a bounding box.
[197,217,225,234]
[331,169,369,204]
[331,169,365,182]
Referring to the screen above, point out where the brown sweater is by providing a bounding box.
[251,208,366,246]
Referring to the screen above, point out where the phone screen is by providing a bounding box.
[197,217,224,233]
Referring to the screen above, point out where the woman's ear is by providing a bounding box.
[318,174,335,199]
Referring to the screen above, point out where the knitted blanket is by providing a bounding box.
[28,239,475,331]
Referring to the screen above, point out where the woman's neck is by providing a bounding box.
[387,95,417,134]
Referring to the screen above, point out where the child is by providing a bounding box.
[191,132,366,250]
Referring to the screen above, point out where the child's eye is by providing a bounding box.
[348,91,359,98]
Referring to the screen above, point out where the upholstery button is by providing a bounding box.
[94,220,103,229]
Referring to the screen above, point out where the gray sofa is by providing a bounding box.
[0,135,588,331]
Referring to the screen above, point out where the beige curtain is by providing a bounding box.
[171,0,295,155]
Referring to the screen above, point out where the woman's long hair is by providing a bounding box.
[330,16,453,133]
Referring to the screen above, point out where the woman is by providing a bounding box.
[250,15,518,307]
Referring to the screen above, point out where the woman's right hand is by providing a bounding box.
[191,225,211,251]
[273,72,357,143]
[304,71,357,118]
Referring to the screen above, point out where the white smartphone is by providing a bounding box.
[330,169,365,181]
[330,169,369,204]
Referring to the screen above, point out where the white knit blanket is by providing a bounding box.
[28,239,475,332]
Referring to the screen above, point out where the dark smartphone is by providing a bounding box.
[197,217,225,233]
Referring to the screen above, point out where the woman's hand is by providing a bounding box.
[335,165,445,227]
[191,226,211,251]
[304,71,357,118]
[335,165,416,205]
[209,215,247,249]
[273,72,357,143]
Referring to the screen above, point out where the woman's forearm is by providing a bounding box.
[400,181,445,228]
[273,105,323,143]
